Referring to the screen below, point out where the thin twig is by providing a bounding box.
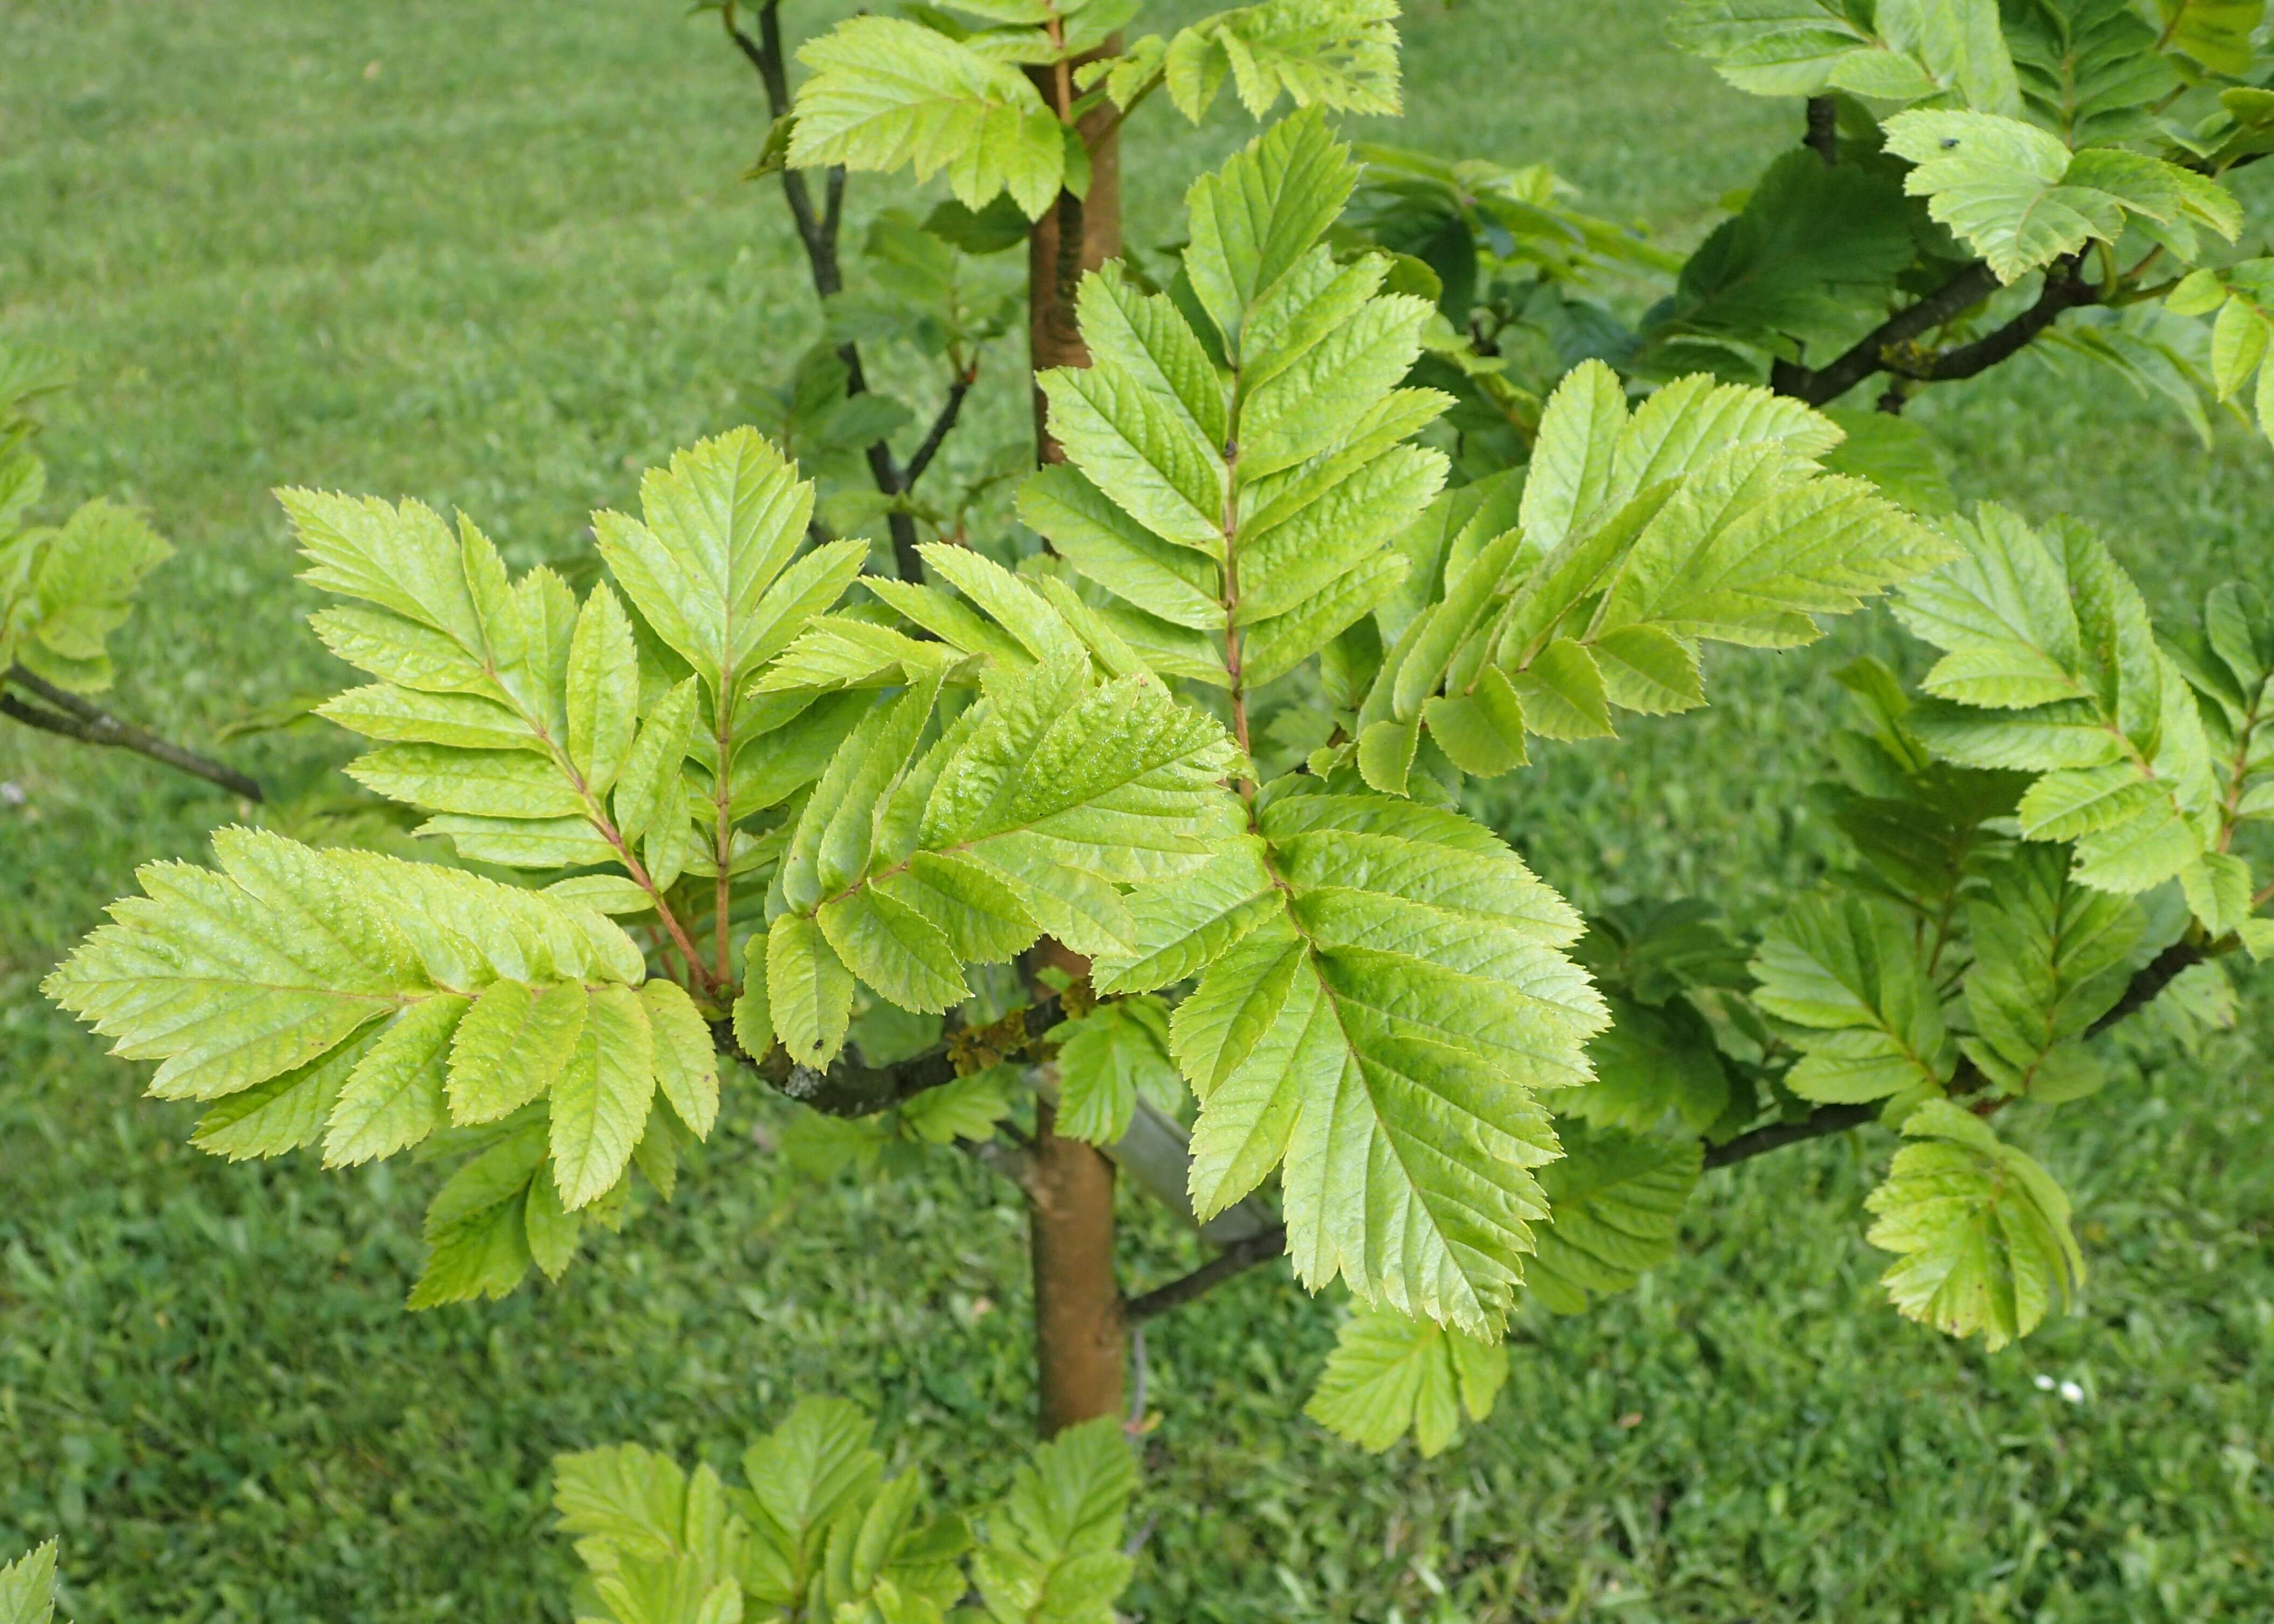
[3,665,264,801]
[1123,1224,1288,1322]
[904,371,975,490]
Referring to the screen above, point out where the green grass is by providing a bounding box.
[4,1,2273,1619]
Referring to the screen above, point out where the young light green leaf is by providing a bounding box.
[1864,1098,2085,1349]
[971,1418,1136,1624]
[566,581,640,796]
[549,984,656,1209]
[643,977,721,1139]
[768,912,857,1067]
[447,976,590,1126]
[789,17,1065,217]
[1304,1303,1507,1457]
[323,993,469,1167]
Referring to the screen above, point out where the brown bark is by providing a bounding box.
[1029,1096,1126,1434]
[1024,53,1122,463]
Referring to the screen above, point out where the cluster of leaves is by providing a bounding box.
[554,1399,1135,1624]
[1340,144,1679,477]
[1305,497,2274,1452]
[1424,0,2274,457]
[42,114,1951,1382]
[785,0,1401,223]
[0,346,170,698]
[39,0,2274,1510]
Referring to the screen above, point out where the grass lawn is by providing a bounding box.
[4,0,2272,1618]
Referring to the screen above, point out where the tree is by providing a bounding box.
[26,0,2274,1611]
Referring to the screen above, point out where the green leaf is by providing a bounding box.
[1153,0,1402,126]
[972,1418,1136,1624]
[1864,1097,2085,1349]
[1961,845,2141,1099]
[1304,1303,1507,1457]
[324,993,469,1167]
[1527,1129,1702,1314]
[778,658,1238,1001]
[2007,0,2174,149]
[447,976,590,1126]
[566,582,641,796]
[410,1122,544,1308]
[643,977,722,1139]
[549,984,657,1209]
[524,1171,583,1281]
[898,1071,1015,1146]
[0,1541,58,1624]
[2151,0,2264,74]
[819,889,972,1015]
[616,677,701,846]
[1654,150,1916,360]
[1378,365,1940,781]
[594,428,841,711]
[1175,785,1605,1334]
[768,912,857,1068]
[1088,842,1279,994]
[741,1398,887,1607]
[1896,504,2222,909]
[1577,994,1730,1135]
[1884,109,2229,282]
[190,1028,381,1162]
[1821,410,1956,516]
[1750,894,1954,1103]
[789,17,1065,217]
[8,497,172,693]
[1673,0,2020,110]
[1055,997,1181,1143]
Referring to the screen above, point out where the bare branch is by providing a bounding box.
[2083,938,2204,1038]
[904,371,975,491]
[1770,261,2001,406]
[3,665,264,801]
[1805,96,1838,166]
[1124,1224,1288,1322]
[1701,1102,1875,1170]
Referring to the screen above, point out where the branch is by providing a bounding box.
[1882,262,2098,384]
[1706,935,2214,1171]
[1701,1102,1875,1170]
[2,665,264,801]
[1124,1223,1288,1322]
[720,992,1070,1116]
[1805,96,1838,166]
[903,370,975,491]
[2083,938,2204,1037]
[1770,261,2001,406]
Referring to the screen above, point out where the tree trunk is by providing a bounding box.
[1017,72,1127,1438]
[1028,1096,1125,1434]
[1025,54,1122,463]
